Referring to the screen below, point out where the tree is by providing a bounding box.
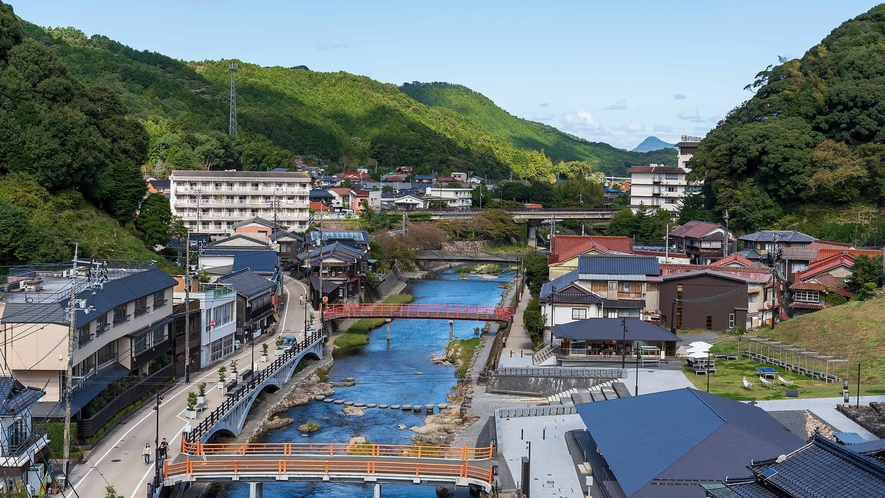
[0,199,28,264]
[136,194,172,246]
[606,208,636,237]
[471,184,491,208]
[732,182,782,231]
[105,485,123,498]
[500,182,531,203]
[848,254,884,294]
[523,250,549,297]
[471,209,517,244]
[0,1,24,60]
[677,193,716,224]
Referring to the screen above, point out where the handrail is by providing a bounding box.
[165,457,493,485]
[184,332,324,444]
[322,304,515,322]
[180,441,494,460]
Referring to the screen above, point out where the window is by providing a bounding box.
[134,296,149,318]
[729,313,736,329]
[749,293,759,304]
[96,315,109,335]
[794,290,820,303]
[572,308,587,320]
[77,326,90,348]
[152,325,166,345]
[213,302,233,326]
[645,282,657,291]
[677,284,683,300]
[608,281,618,291]
[211,338,224,363]
[791,263,808,273]
[706,316,713,330]
[667,186,676,192]
[665,173,679,180]
[591,281,607,292]
[133,334,148,355]
[113,304,128,326]
[154,290,167,309]
[97,342,117,366]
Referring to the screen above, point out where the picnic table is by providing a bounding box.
[757,367,777,379]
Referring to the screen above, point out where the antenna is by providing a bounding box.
[229,63,238,135]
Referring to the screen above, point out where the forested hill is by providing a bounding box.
[400,82,676,175]
[691,4,885,232]
[11,16,664,182]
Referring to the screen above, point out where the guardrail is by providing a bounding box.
[495,367,626,378]
[165,457,493,486]
[184,332,323,444]
[322,304,515,322]
[497,406,577,418]
[180,441,494,460]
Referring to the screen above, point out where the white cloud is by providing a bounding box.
[603,99,628,110]
[626,120,645,132]
[653,123,673,133]
[561,110,601,131]
[678,108,700,120]
[674,93,687,100]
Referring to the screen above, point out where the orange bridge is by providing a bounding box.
[181,440,494,460]
[322,303,515,323]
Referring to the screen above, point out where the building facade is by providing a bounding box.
[425,187,473,209]
[169,170,311,236]
[627,165,690,213]
[674,135,701,170]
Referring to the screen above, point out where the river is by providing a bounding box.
[217,269,513,498]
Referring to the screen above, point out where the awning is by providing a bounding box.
[32,362,130,418]
[552,318,681,342]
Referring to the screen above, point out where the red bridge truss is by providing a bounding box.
[322,304,515,323]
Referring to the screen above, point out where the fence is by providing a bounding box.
[495,367,626,379]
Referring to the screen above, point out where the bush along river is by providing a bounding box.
[217,269,514,498]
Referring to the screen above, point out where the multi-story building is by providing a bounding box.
[627,164,689,213]
[425,187,473,209]
[674,135,701,170]
[0,265,177,417]
[169,170,311,236]
[669,220,734,265]
[172,280,238,369]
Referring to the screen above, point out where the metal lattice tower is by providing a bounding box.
[229,63,238,135]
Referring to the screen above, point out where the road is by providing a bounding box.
[63,276,312,498]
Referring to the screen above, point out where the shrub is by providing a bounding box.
[187,392,198,411]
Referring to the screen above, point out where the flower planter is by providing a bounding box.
[197,395,206,404]
[231,372,238,382]
[186,409,197,419]
[217,381,224,390]
[261,354,269,362]
[275,349,285,356]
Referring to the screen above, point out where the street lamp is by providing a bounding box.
[621,318,627,368]
[635,348,640,396]
[152,389,164,490]
[250,327,255,388]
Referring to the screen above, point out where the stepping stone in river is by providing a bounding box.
[390,405,400,410]
[401,404,412,411]
[344,401,354,406]
[334,400,345,405]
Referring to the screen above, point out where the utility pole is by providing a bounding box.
[185,230,192,383]
[63,244,79,483]
[723,209,730,259]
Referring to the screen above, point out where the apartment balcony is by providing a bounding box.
[0,430,49,469]
[174,186,309,195]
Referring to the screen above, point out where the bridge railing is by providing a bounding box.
[322,304,515,322]
[183,331,324,446]
[180,441,494,460]
[165,457,493,484]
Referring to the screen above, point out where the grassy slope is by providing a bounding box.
[399,82,677,175]
[682,299,885,400]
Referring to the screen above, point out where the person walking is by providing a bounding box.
[143,443,151,465]
[158,438,169,466]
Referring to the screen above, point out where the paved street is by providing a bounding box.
[63,276,312,498]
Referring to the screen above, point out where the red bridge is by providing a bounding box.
[322,304,515,323]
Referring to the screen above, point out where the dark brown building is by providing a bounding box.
[660,270,769,332]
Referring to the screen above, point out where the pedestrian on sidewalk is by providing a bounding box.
[158,438,169,466]
[143,443,151,465]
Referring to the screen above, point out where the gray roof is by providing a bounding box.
[76,268,177,326]
[0,377,44,416]
[724,434,885,498]
[553,318,680,342]
[736,249,763,260]
[218,269,275,299]
[661,269,767,284]
[232,251,279,273]
[779,247,819,261]
[539,269,579,299]
[575,388,803,497]
[306,230,369,247]
[1,302,67,325]
[739,230,815,244]
[578,254,659,276]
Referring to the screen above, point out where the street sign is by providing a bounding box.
[210,320,216,327]
[322,296,328,303]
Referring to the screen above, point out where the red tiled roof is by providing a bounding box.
[806,240,852,250]
[660,264,770,282]
[549,240,610,265]
[816,249,881,260]
[670,220,723,239]
[338,172,371,180]
[329,188,352,196]
[795,253,855,280]
[791,281,827,291]
[549,235,634,262]
[709,254,754,268]
[813,274,848,290]
[436,176,456,182]
[310,201,331,211]
[352,190,369,197]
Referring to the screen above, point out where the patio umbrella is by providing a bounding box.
[688,350,711,359]
[688,341,713,351]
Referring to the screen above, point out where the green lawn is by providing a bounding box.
[683,336,885,401]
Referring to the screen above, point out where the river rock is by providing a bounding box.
[344,401,354,406]
[334,399,344,405]
[297,421,321,433]
[391,405,401,410]
[398,424,406,430]
[366,403,376,408]
[355,402,366,408]
[263,417,294,431]
[402,404,412,411]
[343,405,365,417]
[379,404,388,409]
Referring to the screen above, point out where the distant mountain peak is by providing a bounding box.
[632,136,676,153]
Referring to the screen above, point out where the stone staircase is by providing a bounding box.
[546,381,631,405]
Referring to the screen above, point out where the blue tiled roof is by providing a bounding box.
[232,251,279,273]
[0,377,44,416]
[738,230,815,243]
[577,254,659,276]
[218,269,275,299]
[834,432,868,445]
[539,269,579,299]
[575,388,803,497]
[74,268,177,326]
[306,230,369,247]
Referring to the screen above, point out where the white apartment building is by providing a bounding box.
[627,164,689,213]
[170,170,311,236]
[425,187,473,209]
[674,135,701,170]
[173,282,237,369]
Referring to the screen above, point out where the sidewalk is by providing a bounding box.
[64,276,312,498]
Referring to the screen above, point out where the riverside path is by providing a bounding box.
[62,275,313,498]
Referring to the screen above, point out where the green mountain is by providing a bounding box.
[400,82,676,176]
[691,4,885,235]
[631,136,675,153]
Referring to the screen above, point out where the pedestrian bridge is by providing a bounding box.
[322,304,515,323]
[162,456,494,495]
[182,332,325,445]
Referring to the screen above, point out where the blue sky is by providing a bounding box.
[10,0,881,149]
